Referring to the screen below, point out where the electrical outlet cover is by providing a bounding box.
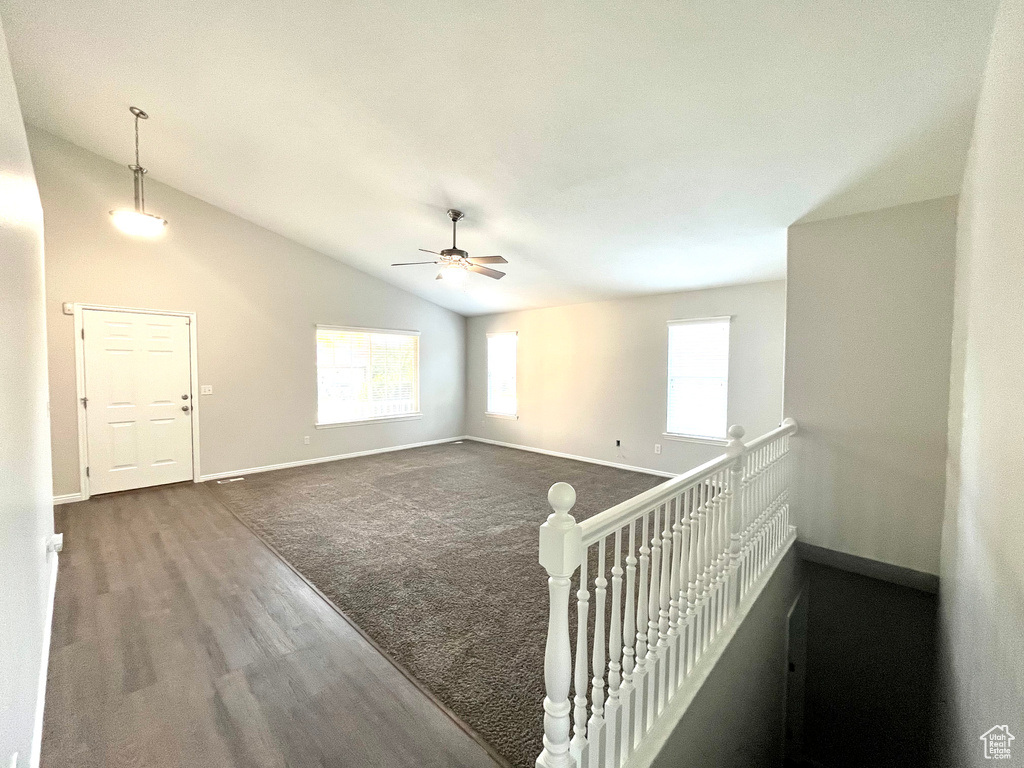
[654,444,662,454]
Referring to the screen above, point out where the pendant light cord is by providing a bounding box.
[134,112,145,210]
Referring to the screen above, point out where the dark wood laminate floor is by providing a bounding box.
[43,482,502,768]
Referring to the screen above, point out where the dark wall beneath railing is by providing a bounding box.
[650,551,942,768]
[800,562,937,768]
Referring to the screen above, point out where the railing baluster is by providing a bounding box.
[754,448,764,579]
[726,427,746,618]
[692,484,706,663]
[633,511,650,744]
[656,499,673,713]
[668,494,684,690]
[711,473,724,638]
[685,485,699,676]
[749,450,757,593]
[646,505,662,722]
[619,521,637,764]
[589,539,607,766]
[570,553,590,763]
[604,529,623,767]
[676,488,692,684]
[717,469,729,631]
[700,482,713,655]
[760,446,770,573]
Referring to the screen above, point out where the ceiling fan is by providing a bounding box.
[392,209,507,281]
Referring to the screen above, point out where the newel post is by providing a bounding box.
[725,425,746,617]
[537,482,583,768]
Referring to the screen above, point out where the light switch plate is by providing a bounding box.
[200,385,213,395]
[62,302,73,315]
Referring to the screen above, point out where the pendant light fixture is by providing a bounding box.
[109,106,167,237]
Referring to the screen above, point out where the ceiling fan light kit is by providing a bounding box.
[392,208,507,282]
[109,106,168,237]
[438,263,469,283]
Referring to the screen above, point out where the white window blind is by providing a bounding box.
[667,318,730,439]
[486,332,518,416]
[316,326,419,425]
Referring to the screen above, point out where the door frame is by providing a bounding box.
[74,303,201,501]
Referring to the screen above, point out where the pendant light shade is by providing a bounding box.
[110,209,167,237]
[110,106,167,236]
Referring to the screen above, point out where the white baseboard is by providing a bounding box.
[58,436,670,499]
[30,548,60,768]
[463,436,677,478]
[197,435,470,482]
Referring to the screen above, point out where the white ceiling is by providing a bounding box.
[0,0,999,315]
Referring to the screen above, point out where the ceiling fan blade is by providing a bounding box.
[467,255,508,264]
[468,264,505,280]
[391,261,439,266]
[419,249,441,255]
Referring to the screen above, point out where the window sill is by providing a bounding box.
[316,414,422,429]
[485,412,519,420]
[662,432,728,446]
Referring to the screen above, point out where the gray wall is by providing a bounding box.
[938,0,1024,762]
[465,281,786,476]
[28,128,467,497]
[0,21,55,768]
[651,549,801,768]
[785,197,958,576]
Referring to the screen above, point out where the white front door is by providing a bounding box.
[83,309,194,495]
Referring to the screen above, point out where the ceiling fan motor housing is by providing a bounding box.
[442,248,468,260]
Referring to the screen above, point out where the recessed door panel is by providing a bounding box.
[108,421,139,470]
[83,309,194,495]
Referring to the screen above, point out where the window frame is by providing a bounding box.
[485,330,519,419]
[314,324,422,429]
[664,316,732,444]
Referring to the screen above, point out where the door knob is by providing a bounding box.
[181,394,189,400]
[182,405,190,412]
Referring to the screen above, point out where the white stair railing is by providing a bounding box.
[536,419,798,768]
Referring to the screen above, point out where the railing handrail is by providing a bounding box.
[577,419,798,546]
[578,453,733,545]
[742,417,798,453]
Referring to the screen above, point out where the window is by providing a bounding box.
[316,326,419,426]
[486,331,518,417]
[666,317,730,439]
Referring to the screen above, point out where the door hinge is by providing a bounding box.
[85,466,90,478]
[81,396,88,408]
[81,328,85,340]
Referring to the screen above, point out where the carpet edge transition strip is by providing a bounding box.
[198,483,513,768]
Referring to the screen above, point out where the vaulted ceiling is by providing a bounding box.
[0,0,999,315]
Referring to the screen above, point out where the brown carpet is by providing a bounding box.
[210,440,664,768]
